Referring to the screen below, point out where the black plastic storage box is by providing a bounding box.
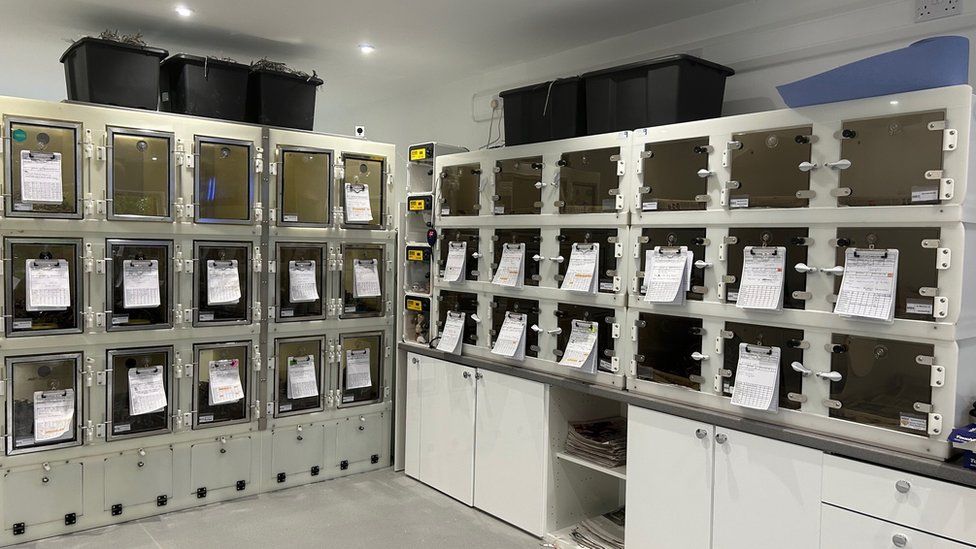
[160,54,250,121]
[582,54,734,135]
[246,68,324,130]
[61,37,168,110]
[500,77,585,146]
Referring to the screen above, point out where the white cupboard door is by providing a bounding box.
[712,428,823,549]
[418,357,477,505]
[404,353,422,479]
[626,406,714,549]
[473,369,548,536]
[821,504,970,549]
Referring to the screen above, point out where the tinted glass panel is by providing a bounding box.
[110,348,170,438]
[341,245,384,317]
[340,334,382,405]
[280,149,331,225]
[722,322,803,410]
[641,137,709,212]
[438,291,478,345]
[557,228,618,293]
[8,354,79,452]
[195,243,250,324]
[640,228,707,301]
[493,229,541,286]
[6,239,81,335]
[403,296,431,345]
[343,155,385,227]
[440,163,481,216]
[404,246,431,294]
[839,111,946,206]
[490,297,539,358]
[276,338,324,415]
[197,140,251,221]
[558,148,618,214]
[726,228,809,310]
[729,126,812,208]
[111,131,171,219]
[636,313,703,389]
[493,157,542,215]
[107,240,171,330]
[277,244,325,321]
[438,229,480,281]
[8,121,79,216]
[194,344,249,427]
[834,227,940,321]
[554,304,615,371]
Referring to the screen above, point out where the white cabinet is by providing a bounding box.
[406,353,548,535]
[626,406,823,549]
[821,504,970,549]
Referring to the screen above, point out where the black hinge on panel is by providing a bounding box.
[196,487,207,499]
[12,523,25,535]
[156,495,168,507]
[65,513,77,525]
[340,460,349,470]
[276,472,286,483]
[310,466,320,477]
[111,504,122,517]
[370,454,379,464]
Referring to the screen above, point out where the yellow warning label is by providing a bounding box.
[406,299,423,311]
[410,148,427,161]
[407,249,424,261]
[408,198,427,211]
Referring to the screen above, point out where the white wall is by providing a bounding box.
[318,0,976,175]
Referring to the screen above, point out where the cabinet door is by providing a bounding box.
[821,504,968,549]
[404,354,422,479]
[474,369,547,536]
[712,428,822,549]
[626,407,713,549]
[417,357,476,505]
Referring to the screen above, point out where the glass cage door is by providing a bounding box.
[635,313,705,390]
[827,333,935,435]
[338,332,383,407]
[557,148,620,214]
[274,336,325,417]
[106,346,173,440]
[640,137,710,212]
[404,246,431,294]
[194,241,251,326]
[278,146,332,226]
[722,322,805,410]
[340,244,385,318]
[341,154,386,228]
[437,291,479,345]
[492,229,542,286]
[439,163,481,217]
[194,136,253,224]
[193,342,250,428]
[4,117,82,218]
[107,127,174,221]
[403,296,431,345]
[5,237,83,337]
[556,228,619,293]
[276,243,326,322]
[6,352,82,455]
[728,126,813,209]
[490,297,540,358]
[725,227,810,310]
[639,228,708,300]
[106,239,173,331]
[493,156,542,215]
[554,304,616,372]
[439,229,480,281]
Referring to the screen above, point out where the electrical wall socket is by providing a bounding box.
[916,0,960,23]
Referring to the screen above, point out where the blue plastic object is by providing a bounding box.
[776,36,970,108]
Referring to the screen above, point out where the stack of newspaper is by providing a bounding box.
[565,417,627,468]
[570,507,625,549]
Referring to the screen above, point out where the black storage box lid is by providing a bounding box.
[249,67,324,86]
[161,53,250,71]
[60,36,168,63]
[581,54,734,80]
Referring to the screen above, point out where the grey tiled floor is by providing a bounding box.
[23,469,541,548]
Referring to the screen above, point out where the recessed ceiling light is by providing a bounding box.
[175,5,194,17]
[889,100,900,105]
[359,44,375,54]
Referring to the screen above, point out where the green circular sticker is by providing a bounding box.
[11,129,26,142]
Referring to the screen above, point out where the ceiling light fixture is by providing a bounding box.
[359,43,375,54]
[889,100,900,105]
[175,5,194,17]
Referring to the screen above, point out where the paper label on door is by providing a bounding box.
[20,150,63,204]
[345,348,372,390]
[729,196,749,209]
[561,243,599,293]
[906,298,934,316]
[643,247,692,304]
[735,246,786,310]
[26,259,71,311]
[436,312,465,354]
[282,214,299,222]
[490,312,526,360]
[288,260,319,303]
[352,258,382,298]
[730,344,780,412]
[911,185,940,203]
[900,413,928,432]
[286,354,319,399]
[128,366,167,416]
[33,389,74,442]
[834,248,898,321]
[123,260,161,309]
[344,183,373,223]
[208,359,244,405]
[642,201,658,212]
[558,320,599,374]
[206,260,242,305]
[491,243,524,288]
[443,242,467,282]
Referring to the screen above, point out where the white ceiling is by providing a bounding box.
[10,0,751,110]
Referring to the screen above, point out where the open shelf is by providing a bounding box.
[544,525,586,549]
[556,451,627,480]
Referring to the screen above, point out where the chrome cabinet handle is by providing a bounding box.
[816,371,843,382]
[826,159,852,170]
[895,480,911,494]
[475,372,483,380]
[794,262,818,274]
[715,433,728,444]
[695,429,708,440]
[462,371,471,379]
[791,362,812,376]
[892,533,908,547]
